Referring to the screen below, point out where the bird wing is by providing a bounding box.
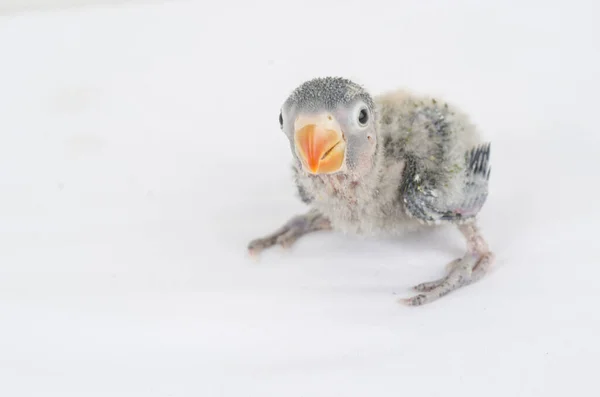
[401,143,491,225]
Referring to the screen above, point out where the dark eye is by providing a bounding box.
[279,111,283,127]
[358,108,369,126]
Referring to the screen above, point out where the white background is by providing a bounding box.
[1,0,599,396]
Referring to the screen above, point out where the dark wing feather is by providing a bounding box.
[401,143,491,225]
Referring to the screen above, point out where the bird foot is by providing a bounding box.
[247,209,331,258]
[401,251,494,306]
[248,226,302,257]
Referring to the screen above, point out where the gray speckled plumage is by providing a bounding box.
[286,77,375,112]
[291,84,489,236]
[249,77,495,306]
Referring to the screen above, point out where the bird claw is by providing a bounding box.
[410,258,463,292]
[247,247,261,261]
[401,253,492,306]
[400,294,432,306]
[247,237,278,258]
[247,230,298,258]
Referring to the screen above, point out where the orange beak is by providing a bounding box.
[294,114,345,174]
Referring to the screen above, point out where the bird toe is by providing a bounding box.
[400,294,429,306]
[412,280,444,292]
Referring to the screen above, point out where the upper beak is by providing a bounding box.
[294,113,345,174]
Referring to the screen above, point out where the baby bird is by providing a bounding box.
[248,77,493,306]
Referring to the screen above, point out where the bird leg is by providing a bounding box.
[402,222,494,306]
[248,208,331,257]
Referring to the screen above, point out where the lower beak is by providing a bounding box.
[294,116,345,174]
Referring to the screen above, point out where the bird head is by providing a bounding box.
[279,77,378,176]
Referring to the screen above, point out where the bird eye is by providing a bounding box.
[279,111,283,127]
[358,107,369,126]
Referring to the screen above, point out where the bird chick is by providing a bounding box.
[248,77,494,306]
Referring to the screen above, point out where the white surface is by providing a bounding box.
[1,0,599,396]
[0,0,164,14]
